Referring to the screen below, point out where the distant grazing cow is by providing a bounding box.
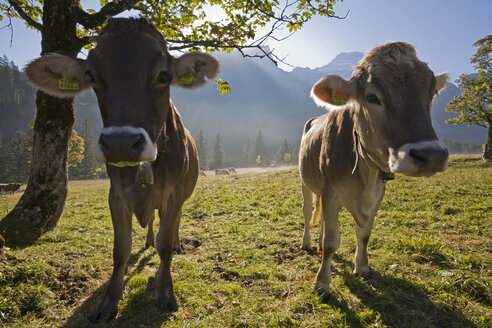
[25,18,219,321]
[215,169,230,175]
[0,183,21,195]
[299,42,449,301]
[227,167,237,174]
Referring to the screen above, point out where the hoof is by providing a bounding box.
[354,266,371,277]
[301,244,312,252]
[172,246,182,254]
[157,294,179,312]
[145,239,155,248]
[315,282,331,303]
[93,303,118,323]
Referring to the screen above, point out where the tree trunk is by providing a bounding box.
[0,0,81,246]
[483,125,492,161]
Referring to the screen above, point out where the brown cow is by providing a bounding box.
[215,168,230,175]
[0,183,21,195]
[25,18,219,321]
[299,42,449,301]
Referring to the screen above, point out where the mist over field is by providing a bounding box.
[0,51,487,169]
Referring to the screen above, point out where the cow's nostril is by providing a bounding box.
[409,148,427,164]
[132,133,146,152]
[99,135,110,153]
[409,146,449,173]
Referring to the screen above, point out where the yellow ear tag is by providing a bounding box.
[331,94,346,106]
[58,79,79,91]
[178,72,194,85]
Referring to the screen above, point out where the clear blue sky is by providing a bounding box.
[1,0,491,81]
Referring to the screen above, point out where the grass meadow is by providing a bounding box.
[0,155,490,328]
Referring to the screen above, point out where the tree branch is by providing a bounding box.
[0,8,14,47]
[76,0,140,29]
[7,0,42,30]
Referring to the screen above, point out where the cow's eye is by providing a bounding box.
[366,93,381,105]
[85,70,95,83]
[157,71,172,84]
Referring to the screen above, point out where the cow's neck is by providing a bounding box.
[352,124,394,183]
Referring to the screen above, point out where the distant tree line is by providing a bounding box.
[195,130,299,170]
[0,56,36,141]
[0,118,106,183]
[442,139,482,155]
[0,56,33,108]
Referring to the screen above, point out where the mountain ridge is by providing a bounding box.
[0,50,487,166]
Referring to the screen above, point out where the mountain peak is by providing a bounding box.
[317,51,364,77]
[289,51,364,83]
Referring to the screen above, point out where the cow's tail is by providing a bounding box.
[310,194,321,229]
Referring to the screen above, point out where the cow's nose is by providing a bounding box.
[409,146,449,173]
[98,131,147,164]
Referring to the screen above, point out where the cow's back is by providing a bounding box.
[155,102,199,201]
[299,108,356,194]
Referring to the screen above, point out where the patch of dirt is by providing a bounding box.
[272,246,317,264]
[49,268,89,306]
[179,235,201,254]
[213,265,240,281]
[190,214,208,220]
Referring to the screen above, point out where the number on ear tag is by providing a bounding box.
[178,72,194,85]
[58,79,79,91]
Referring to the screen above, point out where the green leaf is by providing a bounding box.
[216,78,232,95]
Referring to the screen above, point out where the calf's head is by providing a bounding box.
[311,42,449,177]
[25,18,219,167]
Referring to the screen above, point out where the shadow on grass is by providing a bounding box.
[61,247,174,328]
[325,255,477,328]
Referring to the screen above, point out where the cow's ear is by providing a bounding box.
[435,72,448,94]
[172,52,220,89]
[311,75,354,109]
[25,54,91,98]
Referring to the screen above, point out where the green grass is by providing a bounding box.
[0,155,491,328]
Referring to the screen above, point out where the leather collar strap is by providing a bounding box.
[379,170,395,182]
[353,129,394,183]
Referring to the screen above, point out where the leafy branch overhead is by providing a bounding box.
[445,34,491,160]
[1,0,345,66]
[445,35,492,128]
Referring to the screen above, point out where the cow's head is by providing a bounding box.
[311,42,449,177]
[25,18,219,167]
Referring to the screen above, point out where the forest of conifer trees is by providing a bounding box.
[0,56,482,182]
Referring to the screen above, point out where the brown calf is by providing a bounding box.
[25,18,219,321]
[299,42,448,300]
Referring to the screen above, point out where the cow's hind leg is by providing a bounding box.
[145,211,156,248]
[155,195,183,312]
[94,189,132,323]
[315,192,340,302]
[301,183,313,251]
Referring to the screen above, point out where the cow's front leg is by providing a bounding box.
[351,187,383,276]
[172,207,182,253]
[353,217,375,276]
[145,211,156,248]
[155,197,183,312]
[315,192,340,302]
[94,189,132,323]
